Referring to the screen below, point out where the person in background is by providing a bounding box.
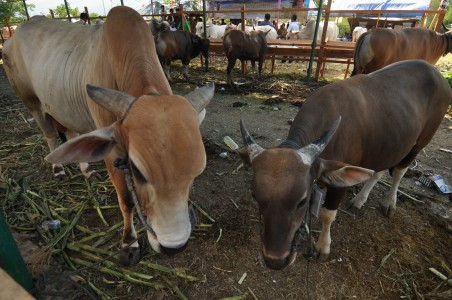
[260,13,273,27]
[95,16,104,25]
[160,5,167,22]
[277,23,287,39]
[168,8,176,27]
[75,12,89,25]
[287,14,299,32]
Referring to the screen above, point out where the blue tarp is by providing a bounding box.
[330,0,430,17]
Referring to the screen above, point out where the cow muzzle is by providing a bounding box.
[263,250,298,270]
[147,204,198,255]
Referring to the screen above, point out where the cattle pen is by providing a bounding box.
[1,1,451,299]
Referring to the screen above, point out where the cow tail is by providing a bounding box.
[351,31,368,76]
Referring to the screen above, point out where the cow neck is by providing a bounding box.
[113,156,158,238]
[278,139,302,149]
[445,32,452,54]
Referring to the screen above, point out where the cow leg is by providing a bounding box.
[163,60,172,82]
[347,170,385,209]
[258,58,264,78]
[250,61,256,79]
[65,131,102,180]
[315,208,337,262]
[29,110,66,179]
[227,58,237,86]
[104,154,141,266]
[381,166,408,218]
[181,61,190,81]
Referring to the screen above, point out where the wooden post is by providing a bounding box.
[64,0,72,22]
[22,0,30,20]
[434,10,445,32]
[50,9,55,19]
[306,0,323,81]
[314,0,333,81]
[84,7,91,25]
[241,5,245,30]
[5,17,12,38]
[241,5,246,74]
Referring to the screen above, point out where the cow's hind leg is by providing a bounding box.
[347,170,385,210]
[30,111,66,179]
[65,131,102,180]
[381,166,408,217]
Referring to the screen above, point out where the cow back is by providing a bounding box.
[288,60,451,171]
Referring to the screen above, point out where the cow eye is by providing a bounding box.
[130,163,146,183]
[297,198,307,209]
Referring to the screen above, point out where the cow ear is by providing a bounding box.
[316,159,374,187]
[45,126,117,164]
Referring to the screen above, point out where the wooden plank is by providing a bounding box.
[0,268,34,300]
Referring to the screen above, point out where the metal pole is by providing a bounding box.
[0,212,34,292]
[203,0,208,71]
[64,0,72,22]
[306,0,323,81]
[22,0,30,20]
[120,0,124,5]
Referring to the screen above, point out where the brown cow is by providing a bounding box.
[238,60,451,270]
[352,27,452,75]
[223,29,269,86]
[3,6,214,265]
[155,30,210,82]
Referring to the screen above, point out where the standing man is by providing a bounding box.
[160,5,167,21]
[260,13,273,27]
[287,14,299,32]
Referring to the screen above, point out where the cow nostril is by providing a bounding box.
[160,242,188,256]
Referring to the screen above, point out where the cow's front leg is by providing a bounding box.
[226,58,237,86]
[105,155,141,266]
[251,60,256,80]
[315,208,337,262]
[163,60,173,82]
[381,166,408,217]
[181,62,190,81]
[347,170,384,210]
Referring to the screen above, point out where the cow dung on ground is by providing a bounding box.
[1,56,451,299]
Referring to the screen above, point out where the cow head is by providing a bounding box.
[238,118,373,270]
[192,35,210,59]
[46,83,215,254]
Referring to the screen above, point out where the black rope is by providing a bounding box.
[113,157,158,238]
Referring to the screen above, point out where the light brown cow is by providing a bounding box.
[352,27,452,75]
[238,60,451,270]
[2,6,214,265]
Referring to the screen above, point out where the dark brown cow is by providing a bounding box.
[352,27,452,75]
[239,60,451,270]
[155,30,210,82]
[223,29,269,86]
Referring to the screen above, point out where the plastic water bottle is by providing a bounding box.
[223,136,238,151]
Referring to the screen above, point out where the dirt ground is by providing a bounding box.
[1,56,451,300]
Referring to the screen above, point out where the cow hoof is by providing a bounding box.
[316,252,329,262]
[53,166,67,181]
[87,170,103,181]
[380,204,395,218]
[118,247,141,266]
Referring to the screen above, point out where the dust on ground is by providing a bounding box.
[0,56,451,300]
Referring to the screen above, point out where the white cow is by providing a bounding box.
[287,20,339,42]
[195,20,227,38]
[352,26,368,42]
[227,23,278,41]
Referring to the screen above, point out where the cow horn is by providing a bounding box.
[86,84,136,119]
[184,82,215,113]
[297,116,342,164]
[240,119,264,162]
